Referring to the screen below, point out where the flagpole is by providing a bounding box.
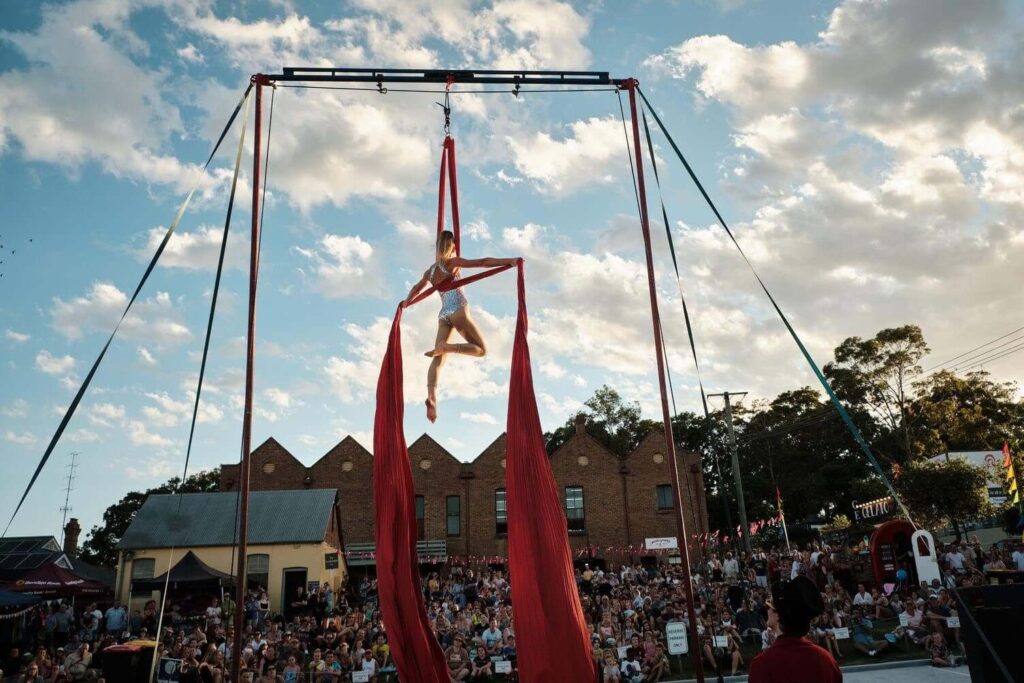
[768,445,791,553]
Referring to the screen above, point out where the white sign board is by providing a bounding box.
[947,616,960,628]
[617,646,629,659]
[645,537,678,551]
[831,627,850,640]
[352,672,369,683]
[495,661,512,674]
[714,636,729,648]
[899,613,910,627]
[666,622,688,655]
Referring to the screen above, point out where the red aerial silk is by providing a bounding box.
[373,135,592,683]
[505,263,595,681]
[373,265,593,682]
[373,302,449,683]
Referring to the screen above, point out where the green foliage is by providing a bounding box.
[895,459,992,538]
[824,325,929,462]
[79,468,221,568]
[543,385,658,457]
[908,370,1024,458]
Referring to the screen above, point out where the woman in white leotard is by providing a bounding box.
[403,230,520,422]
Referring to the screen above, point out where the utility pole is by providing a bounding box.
[709,392,751,553]
[59,452,79,545]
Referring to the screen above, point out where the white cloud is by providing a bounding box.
[176,42,204,64]
[51,283,191,344]
[4,431,37,445]
[460,411,498,425]
[508,117,626,193]
[35,350,76,375]
[633,0,1024,401]
[298,434,319,447]
[1,399,29,418]
[126,420,173,447]
[67,429,100,443]
[138,347,157,366]
[125,458,177,480]
[264,387,299,409]
[0,1,206,193]
[140,225,249,271]
[88,403,125,428]
[4,329,30,343]
[463,220,493,241]
[295,234,382,299]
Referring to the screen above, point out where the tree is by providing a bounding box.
[895,459,992,540]
[825,325,929,462]
[908,370,1024,458]
[544,386,658,457]
[79,468,221,567]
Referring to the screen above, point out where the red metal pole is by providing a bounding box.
[625,79,705,683]
[232,74,264,683]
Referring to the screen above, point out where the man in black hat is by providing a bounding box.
[749,576,842,682]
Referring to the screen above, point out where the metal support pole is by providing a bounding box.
[710,392,751,554]
[624,79,704,683]
[231,74,265,683]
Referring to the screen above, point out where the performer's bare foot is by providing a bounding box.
[424,345,446,358]
[425,397,437,423]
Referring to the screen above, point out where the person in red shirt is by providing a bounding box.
[749,575,842,683]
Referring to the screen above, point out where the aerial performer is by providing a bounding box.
[402,229,520,422]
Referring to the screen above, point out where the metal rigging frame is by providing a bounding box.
[231,68,704,683]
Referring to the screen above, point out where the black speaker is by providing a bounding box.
[956,583,1024,682]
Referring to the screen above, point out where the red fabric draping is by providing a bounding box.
[436,136,461,256]
[505,262,594,681]
[373,262,593,683]
[373,304,449,683]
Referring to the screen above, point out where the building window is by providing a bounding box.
[247,554,270,591]
[656,484,674,511]
[495,489,507,536]
[565,486,585,533]
[131,558,155,580]
[415,496,425,541]
[446,496,461,537]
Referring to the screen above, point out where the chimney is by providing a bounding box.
[64,518,81,559]
[574,413,587,436]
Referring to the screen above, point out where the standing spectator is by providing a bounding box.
[749,576,841,683]
[723,552,740,585]
[103,601,127,639]
[752,549,769,588]
[206,598,223,632]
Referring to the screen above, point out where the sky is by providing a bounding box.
[1,0,1023,540]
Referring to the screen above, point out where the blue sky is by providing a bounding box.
[2,0,1023,540]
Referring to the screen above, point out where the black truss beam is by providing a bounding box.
[262,67,625,87]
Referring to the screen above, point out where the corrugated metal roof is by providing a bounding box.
[118,489,337,550]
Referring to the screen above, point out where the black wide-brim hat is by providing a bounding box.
[771,576,825,620]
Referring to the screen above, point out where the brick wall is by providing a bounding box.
[220,419,709,563]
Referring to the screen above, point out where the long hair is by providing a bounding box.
[436,230,456,260]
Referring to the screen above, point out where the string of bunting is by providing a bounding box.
[0,606,38,621]
[691,513,785,548]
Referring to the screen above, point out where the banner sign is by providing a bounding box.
[645,537,678,551]
[666,622,688,655]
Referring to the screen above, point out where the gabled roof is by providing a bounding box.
[0,537,65,579]
[118,489,338,550]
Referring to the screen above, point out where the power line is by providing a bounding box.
[923,325,1024,372]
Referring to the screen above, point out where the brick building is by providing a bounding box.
[220,416,709,567]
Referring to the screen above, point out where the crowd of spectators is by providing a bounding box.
[2,536,1022,682]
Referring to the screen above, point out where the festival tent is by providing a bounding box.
[2,563,108,597]
[129,550,234,592]
[0,590,42,610]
